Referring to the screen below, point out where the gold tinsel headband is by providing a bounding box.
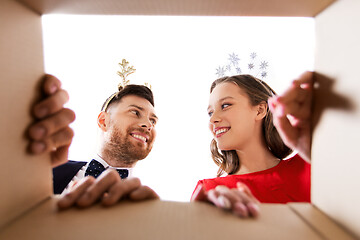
[101,59,152,112]
[117,59,136,90]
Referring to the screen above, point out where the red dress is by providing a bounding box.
[192,154,310,203]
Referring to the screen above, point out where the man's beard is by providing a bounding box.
[104,126,153,166]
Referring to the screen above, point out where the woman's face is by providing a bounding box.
[207,82,260,151]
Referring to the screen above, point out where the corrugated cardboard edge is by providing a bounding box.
[0,198,323,240]
[0,0,51,229]
[288,203,357,240]
[18,0,336,16]
[313,0,360,238]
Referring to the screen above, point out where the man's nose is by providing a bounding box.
[140,120,153,131]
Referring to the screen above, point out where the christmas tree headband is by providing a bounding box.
[101,59,152,112]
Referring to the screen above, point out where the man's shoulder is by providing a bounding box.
[53,160,88,194]
[53,160,87,178]
[55,160,87,168]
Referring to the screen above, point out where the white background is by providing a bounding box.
[42,15,314,201]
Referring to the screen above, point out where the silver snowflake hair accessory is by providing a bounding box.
[215,52,269,79]
[215,66,226,78]
[228,53,240,66]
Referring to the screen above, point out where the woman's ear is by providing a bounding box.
[97,111,109,131]
[255,101,268,121]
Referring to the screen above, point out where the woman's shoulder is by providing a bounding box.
[277,154,311,180]
[195,175,236,191]
[197,154,309,189]
[282,154,310,168]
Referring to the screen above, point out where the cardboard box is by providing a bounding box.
[0,0,359,239]
[0,198,351,240]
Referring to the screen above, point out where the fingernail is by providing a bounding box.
[247,203,260,218]
[78,192,91,204]
[58,193,75,210]
[236,182,245,191]
[30,126,46,140]
[234,202,248,217]
[272,96,279,103]
[217,196,231,209]
[57,199,67,209]
[35,107,48,118]
[102,192,110,201]
[49,84,58,94]
[268,100,275,110]
[276,105,285,116]
[101,193,114,206]
[31,141,46,153]
[248,202,260,213]
[215,185,228,193]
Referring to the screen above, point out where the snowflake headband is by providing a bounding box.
[101,59,152,112]
[216,52,269,79]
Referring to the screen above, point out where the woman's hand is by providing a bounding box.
[268,71,313,163]
[192,182,260,218]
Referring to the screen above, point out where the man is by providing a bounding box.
[28,74,159,209]
[53,82,157,193]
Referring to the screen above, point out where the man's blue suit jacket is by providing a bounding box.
[52,160,87,194]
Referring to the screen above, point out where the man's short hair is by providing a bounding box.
[101,84,154,112]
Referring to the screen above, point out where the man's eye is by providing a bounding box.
[131,110,140,116]
[150,119,157,125]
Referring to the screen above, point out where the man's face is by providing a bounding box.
[104,95,157,164]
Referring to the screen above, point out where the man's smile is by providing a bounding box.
[130,132,149,143]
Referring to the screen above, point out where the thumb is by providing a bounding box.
[237,182,259,203]
[191,183,207,201]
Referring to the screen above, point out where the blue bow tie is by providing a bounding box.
[85,159,129,179]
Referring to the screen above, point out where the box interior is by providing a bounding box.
[1,0,359,239]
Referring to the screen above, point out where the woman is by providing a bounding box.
[191,72,313,218]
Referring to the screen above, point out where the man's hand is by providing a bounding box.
[57,169,159,209]
[27,74,75,167]
[268,71,313,163]
[191,182,260,218]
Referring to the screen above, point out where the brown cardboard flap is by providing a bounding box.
[18,0,335,16]
[0,199,322,240]
[0,0,50,229]
[289,203,356,240]
[314,0,360,238]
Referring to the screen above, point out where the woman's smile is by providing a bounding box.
[214,127,231,138]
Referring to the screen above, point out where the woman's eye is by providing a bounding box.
[208,111,213,117]
[221,103,231,109]
[150,119,157,125]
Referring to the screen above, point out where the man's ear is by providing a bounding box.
[255,101,268,121]
[97,111,109,131]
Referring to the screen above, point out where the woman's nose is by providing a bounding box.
[210,111,221,124]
